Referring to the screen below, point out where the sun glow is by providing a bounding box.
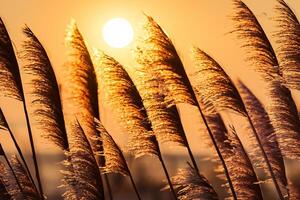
[102,18,134,48]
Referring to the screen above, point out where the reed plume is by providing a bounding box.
[130,64,189,146]
[268,80,300,159]
[64,20,101,152]
[0,108,38,197]
[202,102,262,199]
[274,0,300,91]
[9,155,39,200]
[94,119,129,176]
[231,0,281,82]
[0,18,43,198]
[169,162,218,200]
[192,48,246,116]
[226,126,263,199]
[94,50,178,198]
[95,119,141,200]
[61,120,104,200]
[0,161,23,200]
[135,14,195,106]
[232,0,300,160]
[22,26,68,150]
[0,18,23,101]
[238,81,288,192]
[93,50,158,157]
[134,15,242,180]
[64,21,111,195]
[192,48,285,199]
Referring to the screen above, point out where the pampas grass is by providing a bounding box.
[93,50,158,157]
[232,0,300,161]
[274,0,300,91]
[1,1,300,199]
[61,120,104,200]
[0,19,43,199]
[169,162,218,200]
[22,26,69,151]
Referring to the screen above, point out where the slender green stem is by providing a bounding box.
[22,100,44,200]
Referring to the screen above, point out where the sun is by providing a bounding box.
[102,18,134,48]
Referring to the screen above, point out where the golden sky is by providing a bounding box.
[0,0,300,153]
[0,0,300,152]
[1,1,300,198]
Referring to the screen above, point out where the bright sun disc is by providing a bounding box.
[102,18,134,48]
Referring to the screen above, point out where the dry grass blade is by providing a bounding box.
[268,80,300,159]
[274,0,300,90]
[93,50,158,157]
[0,18,23,100]
[192,48,246,116]
[61,120,104,200]
[22,26,68,150]
[231,0,281,82]
[169,162,218,200]
[135,14,195,106]
[9,155,39,200]
[238,81,288,193]
[94,119,129,176]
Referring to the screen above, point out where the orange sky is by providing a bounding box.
[1,0,300,152]
[1,1,300,197]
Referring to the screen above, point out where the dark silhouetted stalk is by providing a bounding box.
[4,120,38,196]
[22,100,44,200]
[246,113,285,200]
[157,147,178,200]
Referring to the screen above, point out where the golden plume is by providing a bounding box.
[232,0,300,160]
[93,50,158,157]
[0,18,23,100]
[22,26,68,150]
[170,162,218,200]
[9,156,39,200]
[238,81,288,193]
[60,120,104,200]
[192,47,246,116]
[274,0,300,90]
[135,14,195,106]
